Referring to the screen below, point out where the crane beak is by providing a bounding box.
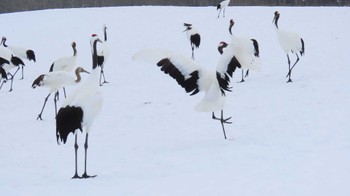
[83,69,90,74]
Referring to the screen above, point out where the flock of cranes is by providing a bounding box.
[0,4,305,179]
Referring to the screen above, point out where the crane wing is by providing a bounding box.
[133,49,202,96]
[216,42,261,95]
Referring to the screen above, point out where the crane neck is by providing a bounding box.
[92,40,98,70]
[1,38,7,47]
[75,69,82,83]
[72,45,77,56]
[104,28,108,42]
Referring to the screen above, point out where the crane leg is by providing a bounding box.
[54,91,59,117]
[191,46,195,60]
[212,110,232,139]
[21,64,24,80]
[37,93,51,120]
[63,87,67,99]
[245,69,250,78]
[99,68,109,86]
[286,54,292,83]
[286,53,300,79]
[72,133,81,179]
[238,69,245,83]
[82,133,96,178]
[0,80,6,90]
[218,9,222,18]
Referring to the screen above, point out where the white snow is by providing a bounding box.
[0,6,349,196]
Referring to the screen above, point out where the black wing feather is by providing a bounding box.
[157,58,200,96]
[56,106,83,144]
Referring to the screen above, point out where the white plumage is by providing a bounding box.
[226,19,260,82]
[133,43,259,139]
[49,42,77,72]
[273,11,305,82]
[1,36,36,63]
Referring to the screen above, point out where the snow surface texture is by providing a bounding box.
[0,6,349,196]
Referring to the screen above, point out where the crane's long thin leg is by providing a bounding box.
[21,65,24,80]
[286,54,292,83]
[245,69,249,78]
[286,53,300,78]
[54,91,59,117]
[63,87,67,98]
[99,66,109,86]
[72,133,81,179]
[37,93,51,120]
[8,67,20,91]
[212,110,232,139]
[0,79,6,90]
[218,9,222,18]
[191,45,195,60]
[239,69,245,83]
[82,133,96,178]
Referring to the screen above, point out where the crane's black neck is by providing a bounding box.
[92,40,98,70]
[104,27,108,42]
[274,15,280,29]
[1,38,8,47]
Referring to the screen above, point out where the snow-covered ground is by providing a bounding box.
[0,6,349,196]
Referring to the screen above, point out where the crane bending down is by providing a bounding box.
[56,34,103,179]
[217,0,231,18]
[273,11,305,82]
[132,44,259,139]
[1,37,36,79]
[0,37,25,92]
[32,67,90,120]
[183,23,201,60]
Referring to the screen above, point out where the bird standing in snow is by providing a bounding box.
[96,25,109,86]
[1,36,36,79]
[217,0,230,18]
[183,23,201,60]
[0,37,25,92]
[226,19,260,82]
[273,11,305,83]
[56,34,103,179]
[133,43,260,139]
[49,42,78,97]
[32,67,90,120]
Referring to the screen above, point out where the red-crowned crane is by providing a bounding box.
[0,38,25,92]
[1,36,36,79]
[96,25,109,86]
[183,23,201,60]
[56,34,103,179]
[226,19,260,82]
[217,0,231,18]
[273,11,305,83]
[48,42,78,97]
[132,43,260,139]
[32,67,89,120]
